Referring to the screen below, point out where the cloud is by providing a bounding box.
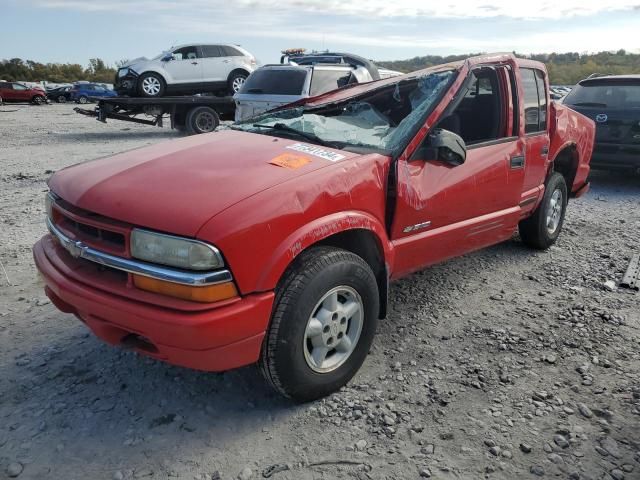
[31,0,640,19]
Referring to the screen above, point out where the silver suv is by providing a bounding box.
[234,64,374,122]
[115,44,257,97]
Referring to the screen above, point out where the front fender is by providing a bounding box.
[254,211,394,293]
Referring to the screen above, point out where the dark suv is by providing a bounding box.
[563,75,640,171]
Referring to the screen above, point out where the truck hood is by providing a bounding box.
[49,130,359,237]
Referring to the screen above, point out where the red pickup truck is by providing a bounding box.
[34,54,594,402]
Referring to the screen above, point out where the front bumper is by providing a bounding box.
[33,236,274,371]
[114,70,139,96]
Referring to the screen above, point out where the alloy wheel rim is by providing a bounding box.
[232,77,245,93]
[195,112,215,132]
[303,286,364,373]
[142,77,161,96]
[546,188,563,234]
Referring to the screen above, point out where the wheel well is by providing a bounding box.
[552,146,579,198]
[318,229,388,319]
[227,68,250,82]
[139,72,166,86]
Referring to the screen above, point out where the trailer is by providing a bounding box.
[74,95,236,134]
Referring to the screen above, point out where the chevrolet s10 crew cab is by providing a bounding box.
[34,54,595,402]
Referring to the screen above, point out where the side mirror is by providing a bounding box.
[424,128,467,165]
[161,53,174,62]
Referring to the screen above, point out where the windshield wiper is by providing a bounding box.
[252,123,340,148]
[569,101,607,107]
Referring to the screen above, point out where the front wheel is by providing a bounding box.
[260,247,379,402]
[138,73,165,98]
[56,95,67,103]
[32,95,45,105]
[519,172,568,249]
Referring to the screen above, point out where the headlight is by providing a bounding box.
[45,192,55,220]
[117,68,129,78]
[130,229,224,271]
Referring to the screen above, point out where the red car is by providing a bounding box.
[34,54,594,402]
[0,81,47,104]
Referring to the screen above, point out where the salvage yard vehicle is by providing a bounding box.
[0,81,47,104]
[115,44,257,98]
[75,95,235,134]
[70,83,117,104]
[563,74,640,172]
[46,85,72,103]
[34,53,594,402]
[234,63,375,122]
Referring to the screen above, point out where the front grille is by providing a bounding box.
[52,199,129,257]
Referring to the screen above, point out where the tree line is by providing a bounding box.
[2,50,640,85]
[378,50,640,85]
[0,58,117,84]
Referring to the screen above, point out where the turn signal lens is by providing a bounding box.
[133,275,238,303]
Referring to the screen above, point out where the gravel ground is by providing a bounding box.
[1,103,639,480]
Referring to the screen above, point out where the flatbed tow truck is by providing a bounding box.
[74,95,236,134]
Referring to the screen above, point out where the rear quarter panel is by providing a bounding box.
[196,154,392,294]
[549,102,595,192]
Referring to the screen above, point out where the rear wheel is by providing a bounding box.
[185,106,219,134]
[77,95,88,104]
[259,247,379,402]
[139,73,165,98]
[228,71,248,94]
[56,95,66,103]
[519,172,568,249]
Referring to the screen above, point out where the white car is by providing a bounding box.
[234,63,388,122]
[115,44,257,97]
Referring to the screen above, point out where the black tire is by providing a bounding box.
[260,246,379,402]
[56,95,66,103]
[77,95,88,104]
[228,71,248,94]
[138,72,165,98]
[185,106,219,134]
[32,95,45,105]
[519,172,568,250]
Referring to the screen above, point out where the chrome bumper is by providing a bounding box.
[46,217,232,286]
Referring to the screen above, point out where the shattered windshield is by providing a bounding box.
[232,70,456,155]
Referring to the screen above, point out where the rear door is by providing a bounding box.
[199,45,228,84]
[0,82,11,100]
[164,45,203,84]
[520,68,551,195]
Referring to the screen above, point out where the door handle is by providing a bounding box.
[510,155,525,169]
[541,145,549,155]
[191,61,198,65]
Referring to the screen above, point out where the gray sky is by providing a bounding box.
[2,0,640,66]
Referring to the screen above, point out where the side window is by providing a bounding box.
[522,68,542,133]
[221,46,243,57]
[534,70,547,131]
[13,83,27,90]
[172,46,199,61]
[437,68,505,145]
[309,70,351,96]
[201,45,223,58]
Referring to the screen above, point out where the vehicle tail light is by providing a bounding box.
[132,275,238,303]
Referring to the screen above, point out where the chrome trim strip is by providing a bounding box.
[46,217,232,286]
